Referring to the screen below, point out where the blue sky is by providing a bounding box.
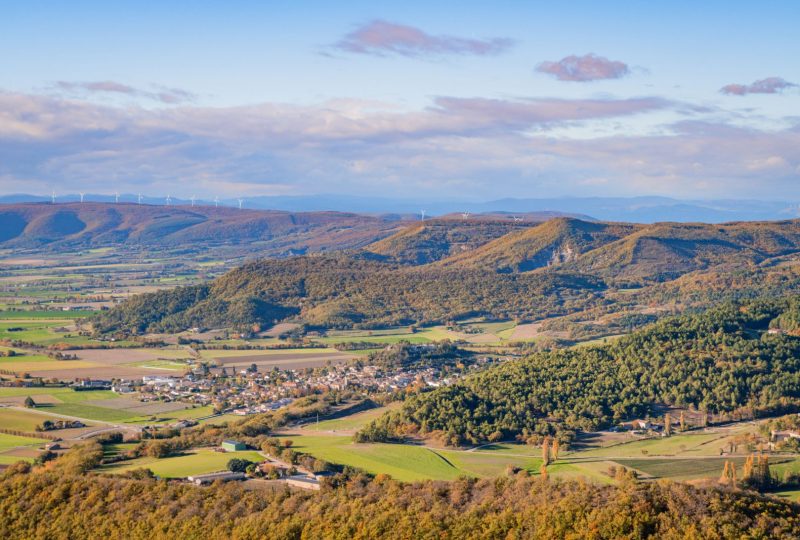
[1,1,799,200]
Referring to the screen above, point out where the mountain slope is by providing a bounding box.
[0,202,401,254]
[363,219,525,264]
[437,218,639,272]
[564,220,800,281]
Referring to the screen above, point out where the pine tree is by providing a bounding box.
[23,396,36,408]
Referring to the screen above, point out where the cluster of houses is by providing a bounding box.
[102,355,472,418]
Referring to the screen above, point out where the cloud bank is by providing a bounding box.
[0,90,798,201]
[536,54,630,82]
[334,20,514,57]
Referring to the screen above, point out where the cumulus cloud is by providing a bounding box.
[54,80,196,104]
[333,20,514,57]
[536,54,630,82]
[720,77,797,96]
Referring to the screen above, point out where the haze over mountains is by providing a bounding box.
[3,194,798,223]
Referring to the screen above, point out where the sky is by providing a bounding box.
[1,0,799,201]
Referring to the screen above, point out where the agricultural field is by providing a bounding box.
[200,348,357,371]
[103,448,264,478]
[303,403,401,433]
[0,387,204,425]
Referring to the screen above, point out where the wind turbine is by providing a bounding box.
[79,192,85,203]
[137,193,143,205]
[237,198,244,210]
[114,192,120,204]
[166,194,172,206]
[512,215,522,223]
[190,195,197,207]
[420,209,426,222]
[51,191,56,204]
[214,196,219,208]
[461,211,470,220]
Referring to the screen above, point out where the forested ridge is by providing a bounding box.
[92,256,604,333]
[0,456,798,539]
[358,298,800,445]
[91,217,800,335]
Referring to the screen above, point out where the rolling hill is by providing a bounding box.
[0,202,402,255]
[435,218,800,282]
[358,297,800,445]
[436,218,639,272]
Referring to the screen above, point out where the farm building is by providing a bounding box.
[187,471,246,485]
[221,440,246,451]
[285,475,320,491]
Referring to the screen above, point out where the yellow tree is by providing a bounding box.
[719,461,730,484]
[664,413,672,436]
[742,454,754,481]
[679,411,686,432]
[542,436,551,467]
[551,438,560,461]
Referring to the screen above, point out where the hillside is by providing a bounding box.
[437,218,800,282]
[437,218,639,272]
[0,202,401,254]
[91,256,605,333]
[92,217,800,334]
[358,298,800,446]
[363,218,526,264]
[565,220,800,281]
[3,459,798,539]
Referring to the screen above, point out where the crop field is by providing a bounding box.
[0,347,198,380]
[0,432,47,452]
[201,349,356,371]
[613,458,747,480]
[0,388,200,424]
[279,433,559,482]
[0,408,69,431]
[575,428,751,459]
[104,449,264,478]
[303,404,401,433]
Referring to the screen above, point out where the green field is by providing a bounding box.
[38,403,138,423]
[0,408,71,431]
[304,404,399,432]
[0,432,47,452]
[279,434,550,482]
[0,311,93,319]
[104,449,264,478]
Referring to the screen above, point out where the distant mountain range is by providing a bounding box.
[2,194,798,223]
[0,202,577,254]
